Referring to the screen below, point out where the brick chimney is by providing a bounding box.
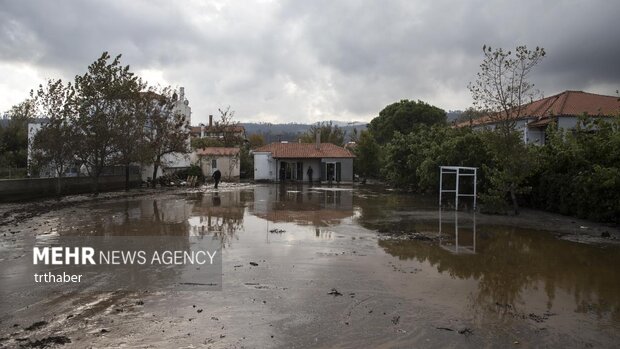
[315,132,320,150]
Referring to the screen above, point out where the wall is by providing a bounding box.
[0,175,141,202]
[253,152,275,181]
[198,155,240,180]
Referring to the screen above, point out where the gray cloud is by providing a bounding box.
[1,0,619,124]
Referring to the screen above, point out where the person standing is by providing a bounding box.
[306,166,313,184]
[212,169,222,189]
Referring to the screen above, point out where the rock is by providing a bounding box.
[250,262,259,266]
[197,309,203,313]
[459,328,473,336]
[327,288,343,296]
[391,315,400,325]
[25,321,47,331]
[100,328,110,333]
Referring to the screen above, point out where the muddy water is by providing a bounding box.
[0,184,619,348]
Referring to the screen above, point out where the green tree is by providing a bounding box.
[31,79,77,195]
[468,45,546,213]
[354,130,380,182]
[73,52,141,194]
[368,100,446,144]
[299,121,346,146]
[140,87,190,184]
[0,99,35,173]
[247,133,265,149]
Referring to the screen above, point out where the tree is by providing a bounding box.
[73,52,141,194]
[468,45,546,213]
[213,106,244,147]
[31,79,77,195]
[0,99,35,173]
[354,130,380,182]
[468,45,546,135]
[140,87,189,184]
[110,79,146,190]
[368,100,446,144]
[299,121,346,146]
[247,133,265,149]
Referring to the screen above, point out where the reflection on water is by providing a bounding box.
[378,208,620,326]
[40,185,620,329]
[249,185,354,226]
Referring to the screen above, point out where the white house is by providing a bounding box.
[455,90,620,144]
[253,137,355,183]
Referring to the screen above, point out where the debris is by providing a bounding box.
[269,228,286,234]
[136,300,144,305]
[601,232,611,238]
[250,262,259,266]
[436,327,454,331]
[100,329,110,333]
[25,321,48,331]
[24,336,71,347]
[197,309,203,313]
[327,288,343,296]
[459,328,473,336]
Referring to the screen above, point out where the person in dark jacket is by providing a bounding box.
[212,169,222,189]
[306,166,313,184]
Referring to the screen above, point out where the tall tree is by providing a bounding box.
[299,121,346,146]
[140,87,189,184]
[73,52,141,194]
[354,130,380,182]
[0,98,35,172]
[31,79,77,195]
[468,45,546,135]
[368,100,446,144]
[468,45,546,213]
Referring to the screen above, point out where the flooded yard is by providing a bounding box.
[1,184,619,348]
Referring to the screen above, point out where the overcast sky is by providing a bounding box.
[1,0,619,124]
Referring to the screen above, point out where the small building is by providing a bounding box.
[193,147,240,180]
[190,115,246,141]
[455,90,620,144]
[253,139,355,183]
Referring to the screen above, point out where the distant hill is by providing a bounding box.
[241,121,368,143]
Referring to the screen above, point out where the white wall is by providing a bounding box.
[254,152,274,180]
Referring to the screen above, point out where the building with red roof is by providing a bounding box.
[253,136,355,183]
[455,90,620,144]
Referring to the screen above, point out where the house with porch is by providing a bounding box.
[253,139,355,183]
[455,90,620,144]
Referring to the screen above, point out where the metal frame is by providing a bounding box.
[439,166,477,210]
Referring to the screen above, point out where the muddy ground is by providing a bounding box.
[1,184,619,348]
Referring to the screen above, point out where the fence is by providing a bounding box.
[0,167,28,179]
[0,174,141,202]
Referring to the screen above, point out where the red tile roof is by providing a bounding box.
[195,147,240,156]
[456,91,620,127]
[254,142,355,158]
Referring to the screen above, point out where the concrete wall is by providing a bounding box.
[0,175,141,202]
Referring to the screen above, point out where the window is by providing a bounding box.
[211,159,217,169]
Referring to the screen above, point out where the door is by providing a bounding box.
[320,161,326,181]
[296,162,303,181]
[336,162,341,182]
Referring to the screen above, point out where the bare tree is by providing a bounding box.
[468,45,546,134]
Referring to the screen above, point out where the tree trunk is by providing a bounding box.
[125,165,130,191]
[152,156,160,188]
[510,184,519,215]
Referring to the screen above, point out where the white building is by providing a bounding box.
[455,91,620,144]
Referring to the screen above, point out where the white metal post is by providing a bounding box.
[455,168,460,210]
[439,167,443,206]
[473,168,477,210]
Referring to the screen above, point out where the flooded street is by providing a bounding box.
[1,185,619,348]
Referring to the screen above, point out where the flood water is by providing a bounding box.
[1,184,619,348]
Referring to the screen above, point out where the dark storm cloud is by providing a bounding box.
[1,0,619,123]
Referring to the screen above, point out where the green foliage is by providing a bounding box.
[353,130,381,180]
[299,121,346,146]
[368,100,446,144]
[239,144,254,179]
[247,133,265,149]
[0,99,35,170]
[528,117,620,223]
